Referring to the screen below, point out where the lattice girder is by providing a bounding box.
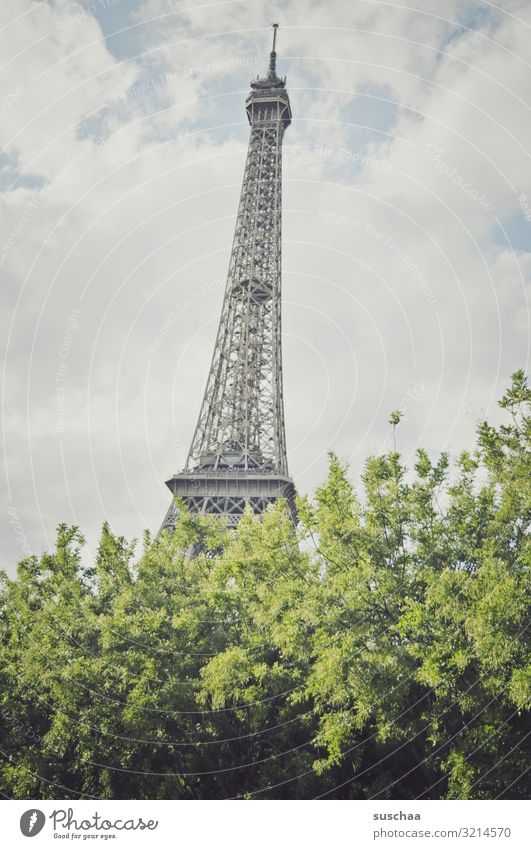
[161,27,295,533]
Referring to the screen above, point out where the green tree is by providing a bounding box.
[0,374,528,799]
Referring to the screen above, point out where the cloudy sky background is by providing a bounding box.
[1,0,529,573]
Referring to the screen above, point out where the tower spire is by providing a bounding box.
[269,22,279,78]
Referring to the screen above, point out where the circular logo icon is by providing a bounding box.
[20,810,46,837]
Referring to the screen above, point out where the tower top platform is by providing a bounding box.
[246,24,291,127]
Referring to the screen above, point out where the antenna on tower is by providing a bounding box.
[269,22,279,77]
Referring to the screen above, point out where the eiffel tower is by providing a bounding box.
[161,24,296,531]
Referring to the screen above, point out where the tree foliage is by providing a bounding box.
[1,374,529,799]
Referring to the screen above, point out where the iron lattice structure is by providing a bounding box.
[161,26,296,531]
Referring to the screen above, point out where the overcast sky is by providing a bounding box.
[1,0,530,573]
